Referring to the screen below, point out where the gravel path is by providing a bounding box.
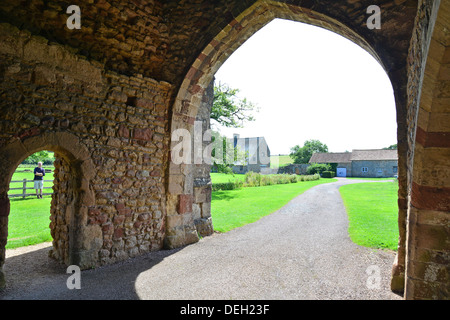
[0,178,402,300]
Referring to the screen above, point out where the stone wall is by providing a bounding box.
[351,160,398,178]
[278,164,309,175]
[0,22,173,269]
[0,0,448,300]
[192,80,214,238]
[405,0,450,299]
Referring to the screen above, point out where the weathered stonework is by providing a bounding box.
[0,23,173,270]
[0,0,448,300]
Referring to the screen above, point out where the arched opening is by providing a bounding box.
[6,151,55,249]
[0,132,99,287]
[166,1,409,296]
[210,16,399,240]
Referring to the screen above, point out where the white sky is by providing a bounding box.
[213,18,397,155]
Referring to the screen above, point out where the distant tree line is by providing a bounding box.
[21,151,55,165]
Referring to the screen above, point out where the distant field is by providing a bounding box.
[270,155,294,168]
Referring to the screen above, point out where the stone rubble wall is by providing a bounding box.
[0,23,173,268]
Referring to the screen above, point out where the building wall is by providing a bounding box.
[0,23,172,269]
[351,160,399,178]
[231,136,270,173]
[336,163,353,177]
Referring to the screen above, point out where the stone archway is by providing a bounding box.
[405,0,449,299]
[166,0,411,295]
[0,131,98,287]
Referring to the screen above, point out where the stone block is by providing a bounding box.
[134,128,153,141]
[192,203,201,220]
[177,194,193,214]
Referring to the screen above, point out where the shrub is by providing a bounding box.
[307,163,331,175]
[301,173,320,181]
[213,172,321,191]
[321,171,335,178]
[244,172,320,187]
[245,171,262,187]
[212,180,243,191]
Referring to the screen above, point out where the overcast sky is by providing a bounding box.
[212,18,397,156]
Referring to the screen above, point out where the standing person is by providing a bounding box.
[34,161,45,199]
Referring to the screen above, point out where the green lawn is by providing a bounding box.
[339,181,399,251]
[6,166,54,249]
[212,178,336,233]
[6,196,53,249]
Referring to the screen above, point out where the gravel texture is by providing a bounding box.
[0,178,402,300]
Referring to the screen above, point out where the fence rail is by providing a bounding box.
[8,179,53,198]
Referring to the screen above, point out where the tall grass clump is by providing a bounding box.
[212,180,244,191]
[244,172,319,187]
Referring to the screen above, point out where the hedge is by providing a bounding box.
[321,171,336,178]
[212,172,320,191]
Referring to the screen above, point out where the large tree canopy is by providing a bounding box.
[290,140,329,164]
[211,82,258,128]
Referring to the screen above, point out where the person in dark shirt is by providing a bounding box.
[34,162,45,199]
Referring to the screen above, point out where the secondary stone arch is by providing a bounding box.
[166,0,409,291]
[0,131,99,287]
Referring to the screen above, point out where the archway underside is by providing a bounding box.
[0,0,447,300]
[166,0,448,300]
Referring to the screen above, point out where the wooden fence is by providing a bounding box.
[8,179,53,198]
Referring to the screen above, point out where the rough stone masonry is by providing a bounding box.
[0,0,448,299]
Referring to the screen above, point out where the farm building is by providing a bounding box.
[309,149,398,178]
[229,134,271,173]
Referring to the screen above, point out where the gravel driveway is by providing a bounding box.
[0,178,402,300]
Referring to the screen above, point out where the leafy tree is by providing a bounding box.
[307,163,331,175]
[211,82,258,128]
[290,139,328,164]
[22,151,55,165]
[383,144,397,150]
[210,130,248,174]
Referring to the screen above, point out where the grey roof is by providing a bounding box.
[350,149,398,161]
[309,152,352,163]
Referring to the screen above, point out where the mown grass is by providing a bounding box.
[211,178,336,233]
[6,167,54,249]
[339,181,399,251]
[6,196,53,249]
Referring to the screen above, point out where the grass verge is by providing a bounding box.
[6,196,52,249]
[339,181,399,251]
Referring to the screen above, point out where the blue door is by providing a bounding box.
[336,168,346,177]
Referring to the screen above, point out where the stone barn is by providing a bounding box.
[0,0,448,300]
[309,149,398,178]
